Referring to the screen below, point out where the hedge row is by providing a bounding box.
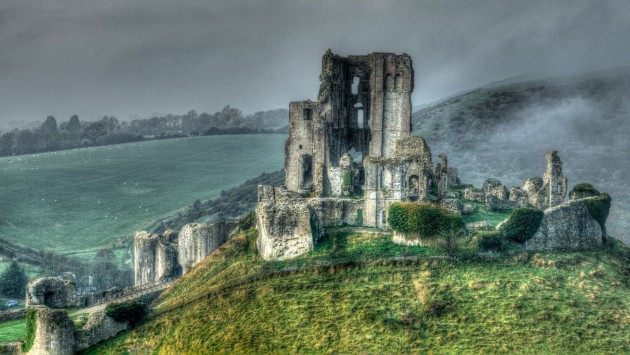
[388,202,464,237]
[569,183,600,200]
[498,207,544,243]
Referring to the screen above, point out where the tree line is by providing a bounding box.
[0,106,288,157]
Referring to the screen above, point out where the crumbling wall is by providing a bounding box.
[26,277,76,308]
[178,222,235,274]
[542,150,568,208]
[28,308,75,355]
[133,230,179,287]
[74,310,128,351]
[525,198,602,251]
[256,200,319,261]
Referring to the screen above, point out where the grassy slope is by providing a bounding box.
[0,319,25,343]
[88,229,630,353]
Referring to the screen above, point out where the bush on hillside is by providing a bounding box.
[105,300,147,326]
[387,202,465,238]
[498,208,544,243]
[570,183,601,200]
[584,193,612,235]
[476,232,507,252]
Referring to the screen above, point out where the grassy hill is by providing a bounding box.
[411,68,630,245]
[87,222,630,353]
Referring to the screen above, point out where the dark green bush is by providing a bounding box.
[570,183,601,200]
[498,208,544,243]
[387,202,465,238]
[105,300,147,326]
[22,309,37,352]
[476,232,507,252]
[387,203,409,232]
[584,193,611,235]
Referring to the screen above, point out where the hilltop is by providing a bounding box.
[412,67,630,245]
[88,222,630,353]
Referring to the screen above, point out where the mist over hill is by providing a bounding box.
[412,67,630,245]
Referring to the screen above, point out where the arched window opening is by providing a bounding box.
[354,103,364,129]
[351,76,360,95]
[381,210,387,225]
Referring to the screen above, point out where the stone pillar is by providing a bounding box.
[543,150,568,208]
[28,308,75,355]
[178,222,232,274]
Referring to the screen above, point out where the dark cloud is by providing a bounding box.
[0,0,629,124]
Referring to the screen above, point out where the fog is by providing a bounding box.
[420,76,630,243]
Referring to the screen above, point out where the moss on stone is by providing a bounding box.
[22,308,37,352]
[498,208,544,243]
[584,193,612,235]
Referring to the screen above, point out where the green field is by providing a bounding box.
[0,135,285,253]
[0,318,24,343]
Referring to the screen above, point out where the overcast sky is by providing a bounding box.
[1,0,629,124]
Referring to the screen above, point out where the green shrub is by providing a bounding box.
[498,208,544,243]
[387,202,465,238]
[342,171,352,187]
[22,309,37,352]
[476,232,507,252]
[356,209,363,227]
[387,203,409,232]
[584,193,612,235]
[570,183,601,200]
[105,300,147,326]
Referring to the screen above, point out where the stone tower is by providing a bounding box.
[543,150,568,208]
[284,50,414,197]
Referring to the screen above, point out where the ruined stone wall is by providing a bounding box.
[26,277,76,308]
[525,198,602,251]
[133,231,179,287]
[28,308,75,355]
[543,150,568,208]
[178,222,235,274]
[285,101,323,194]
[74,310,128,352]
[256,201,318,261]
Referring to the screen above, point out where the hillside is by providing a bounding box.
[87,225,630,353]
[412,67,630,245]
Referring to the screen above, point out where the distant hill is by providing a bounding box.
[412,67,630,245]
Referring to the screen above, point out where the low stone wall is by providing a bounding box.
[0,308,26,322]
[74,310,128,352]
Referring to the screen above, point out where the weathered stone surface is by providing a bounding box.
[462,202,476,215]
[525,199,602,251]
[0,342,21,354]
[134,231,180,286]
[440,198,463,214]
[26,277,76,308]
[463,187,485,202]
[542,150,568,208]
[29,308,75,355]
[178,222,234,274]
[74,310,128,351]
[256,201,318,260]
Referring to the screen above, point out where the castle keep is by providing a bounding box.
[257,51,441,260]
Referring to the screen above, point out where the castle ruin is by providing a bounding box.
[256,50,587,260]
[257,51,450,260]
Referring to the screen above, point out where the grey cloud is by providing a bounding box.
[0,0,629,123]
